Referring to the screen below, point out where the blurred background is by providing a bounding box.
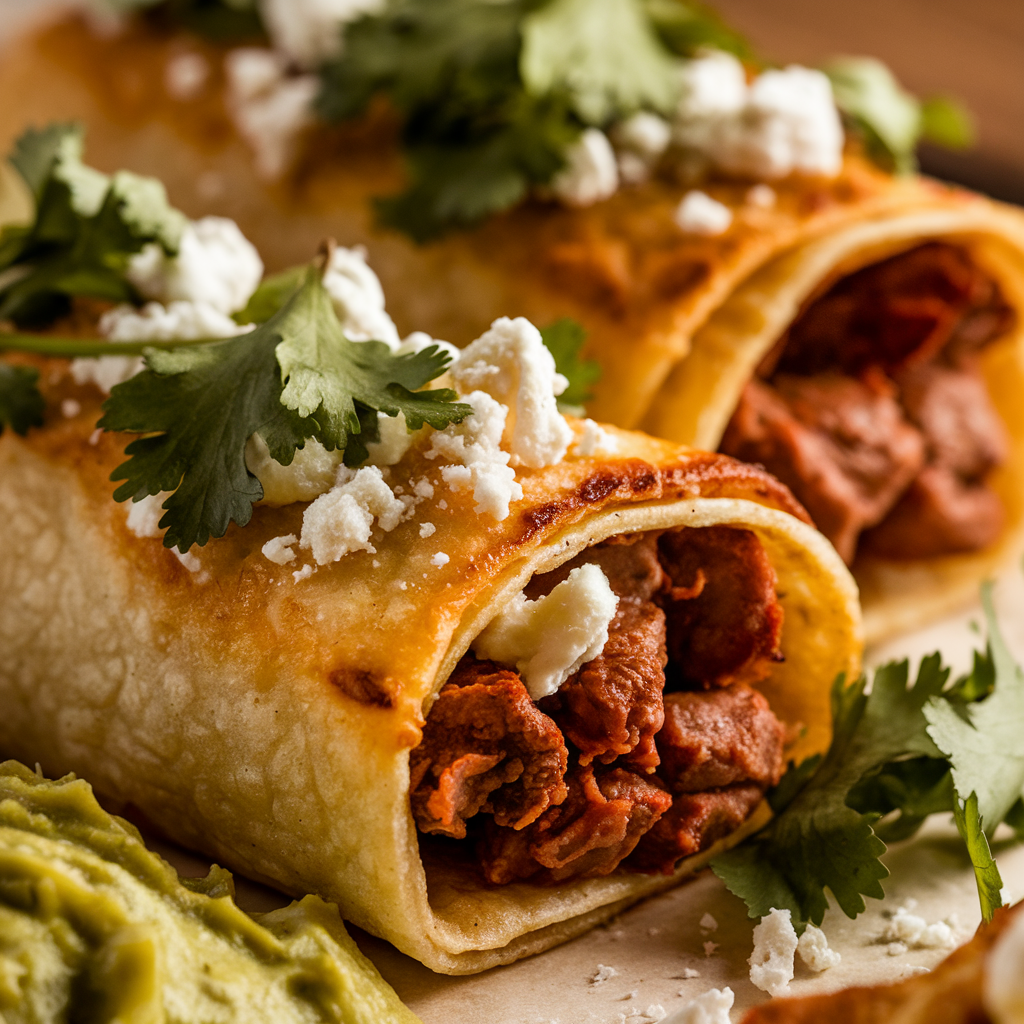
[1,0,1022,201]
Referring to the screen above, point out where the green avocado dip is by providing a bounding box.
[0,760,421,1024]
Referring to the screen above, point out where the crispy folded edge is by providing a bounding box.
[0,425,860,974]
[641,198,1024,646]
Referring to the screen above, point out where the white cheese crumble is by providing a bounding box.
[473,564,618,701]
[224,48,318,180]
[71,299,251,394]
[173,547,203,573]
[322,245,401,350]
[675,191,733,236]
[293,563,314,582]
[262,534,298,565]
[397,330,461,364]
[552,128,619,207]
[881,907,957,950]
[702,941,718,957]
[746,183,777,208]
[259,0,384,68]
[299,465,406,564]
[664,987,733,1024]
[431,552,450,567]
[164,51,210,101]
[126,217,264,316]
[983,909,1024,1024]
[573,419,619,457]
[611,112,671,184]
[426,390,522,520]
[365,412,414,467]
[886,941,908,956]
[797,923,841,972]
[419,522,436,538]
[591,965,619,986]
[699,913,718,932]
[126,493,168,539]
[61,399,80,419]
[452,317,572,469]
[748,908,798,997]
[674,51,844,181]
[681,968,700,979]
[246,435,343,505]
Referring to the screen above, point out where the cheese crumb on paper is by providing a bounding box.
[591,964,619,986]
[702,941,719,957]
[699,913,718,932]
[663,987,733,1024]
[881,907,958,950]
[748,908,798,997]
[473,564,618,700]
[797,923,841,972]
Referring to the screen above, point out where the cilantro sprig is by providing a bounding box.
[315,0,705,240]
[823,58,974,175]
[714,586,1022,930]
[540,317,601,414]
[0,124,187,327]
[98,261,471,550]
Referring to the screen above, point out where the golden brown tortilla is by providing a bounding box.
[0,353,861,973]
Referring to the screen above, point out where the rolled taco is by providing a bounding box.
[1,12,1021,643]
[0,354,860,975]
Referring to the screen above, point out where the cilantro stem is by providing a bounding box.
[0,332,238,358]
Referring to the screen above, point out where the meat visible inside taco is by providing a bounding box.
[719,243,1015,564]
[410,525,788,884]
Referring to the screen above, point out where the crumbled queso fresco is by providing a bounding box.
[472,564,619,701]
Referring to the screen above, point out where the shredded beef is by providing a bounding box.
[410,659,568,839]
[628,783,766,874]
[657,526,784,689]
[479,765,673,884]
[774,242,1015,377]
[726,243,1013,565]
[720,375,925,564]
[656,685,785,793]
[535,535,668,771]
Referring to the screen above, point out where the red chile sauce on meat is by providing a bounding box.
[409,527,788,883]
[720,242,1015,564]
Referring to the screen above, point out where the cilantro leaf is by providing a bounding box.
[924,583,1024,835]
[0,362,45,436]
[520,0,678,125]
[276,265,472,457]
[644,0,756,61]
[712,657,947,930]
[100,266,471,550]
[823,58,974,174]
[954,792,1003,923]
[0,124,187,326]
[539,317,601,413]
[232,264,306,325]
[94,0,264,40]
[318,0,580,240]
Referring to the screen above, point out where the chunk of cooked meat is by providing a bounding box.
[657,526,784,689]
[656,685,786,793]
[897,363,1008,480]
[861,465,1005,559]
[720,375,925,564]
[775,242,1015,377]
[540,598,667,772]
[628,783,766,874]
[410,659,568,839]
[479,765,672,884]
[535,534,668,771]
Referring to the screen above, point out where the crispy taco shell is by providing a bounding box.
[0,368,861,973]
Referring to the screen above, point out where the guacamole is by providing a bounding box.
[0,760,421,1023]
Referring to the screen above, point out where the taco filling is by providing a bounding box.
[720,242,1016,565]
[411,525,787,884]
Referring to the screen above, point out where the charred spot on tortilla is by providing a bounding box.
[721,242,1016,565]
[410,523,790,885]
